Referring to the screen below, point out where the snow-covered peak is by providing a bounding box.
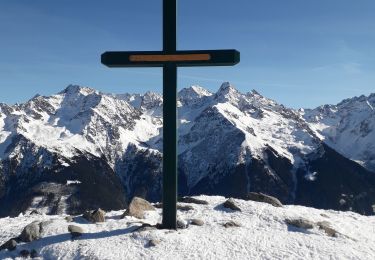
[178,85,212,103]
[141,91,163,110]
[307,92,375,120]
[303,92,375,171]
[114,93,143,108]
[0,85,147,163]
[216,82,238,96]
[304,92,375,125]
[178,86,212,107]
[115,91,162,111]
[243,89,279,109]
[336,93,375,114]
[0,103,13,116]
[245,89,266,100]
[59,84,97,97]
[214,82,243,105]
[249,89,261,96]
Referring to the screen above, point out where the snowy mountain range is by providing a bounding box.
[0,83,374,217]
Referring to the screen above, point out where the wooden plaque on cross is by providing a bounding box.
[101,0,240,229]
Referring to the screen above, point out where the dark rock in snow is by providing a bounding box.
[177,205,194,211]
[122,197,155,219]
[317,221,338,237]
[0,239,17,251]
[133,223,158,233]
[68,225,85,238]
[190,219,204,226]
[223,198,241,211]
[65,216,74,222]
[147,239,161,247]
[39,220,54,235]
[83,211,92,222]
[223,221,241,228]
[83,208,106,223]
[29,210,40,215]
[152,203,194,211]
[177,219,189,229]
[243,192,283,207]
[19,221,41,242]
[153,203,163,209]
[91,208,106,223]
[179,197,209,205]
[285,218,314,230]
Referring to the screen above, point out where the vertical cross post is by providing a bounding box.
[101,0,239,230]
[162,0,178,229]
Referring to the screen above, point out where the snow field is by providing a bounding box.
[0,196,374,260]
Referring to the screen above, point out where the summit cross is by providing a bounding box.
[101,0,240,229]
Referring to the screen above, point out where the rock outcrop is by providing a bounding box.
[122,197,155,219]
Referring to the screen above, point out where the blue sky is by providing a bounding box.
[0,0,374,108]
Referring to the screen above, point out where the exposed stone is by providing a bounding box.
[83,208,106,223]
[152,203,195,211]
[39,220,54,235]
[68,225,85,238]
[179,196,209,205]
[134,223,158,233]
[65,216,74,222]
[223,221,241,228]
[29,210,40,215]
[317,221,338,237]
[153,203,163,209]
[190,219,204,226]
[285,218,314,229]
[147,239,161,247]
[122,197,155,219]
[19,221,41,242]
[177,219,189,229]
[20,249,30,258]
[320,213,330,218]
[83,211,92,222]
[223,198,241,211]
[91,208,106,223]
[177,205,194,211]
[155,223,164,229]
[0,239,17,251]
[243,192,283,207]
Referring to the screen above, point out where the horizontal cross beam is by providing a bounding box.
[101,49,240,67]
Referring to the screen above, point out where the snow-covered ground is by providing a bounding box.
[1,196,374,260]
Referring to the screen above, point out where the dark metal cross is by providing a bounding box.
[101,0,240,229]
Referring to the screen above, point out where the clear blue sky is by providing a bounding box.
[0,0,374,108]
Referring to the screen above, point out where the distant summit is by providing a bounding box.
[178,85,212,105]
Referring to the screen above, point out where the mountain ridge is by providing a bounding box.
[0,83,374,217]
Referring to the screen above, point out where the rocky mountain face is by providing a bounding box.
[302,93,375,171]
[0,84,374,217]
